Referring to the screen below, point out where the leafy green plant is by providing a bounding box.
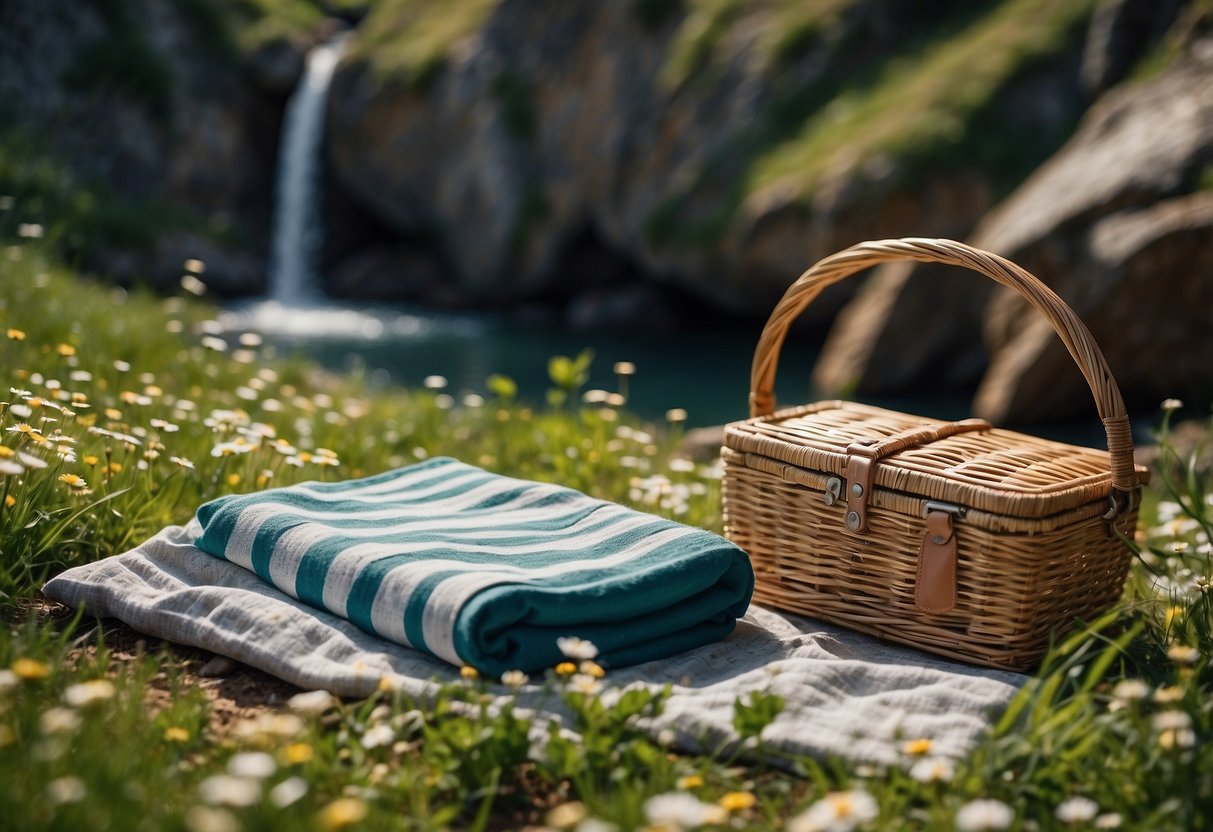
[546,349,595,408]
[732,689,784,740]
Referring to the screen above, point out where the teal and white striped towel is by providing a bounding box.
[192,457,754,675]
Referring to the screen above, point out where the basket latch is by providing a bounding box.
[916,501,962,613]
[842,448,876,532]
[840,419,991,533]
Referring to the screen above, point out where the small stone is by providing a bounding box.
[199,656,238,677]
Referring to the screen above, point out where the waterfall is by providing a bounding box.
[267,36,346,304]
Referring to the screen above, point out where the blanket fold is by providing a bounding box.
[189,457,754,674]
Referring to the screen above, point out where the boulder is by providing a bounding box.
[974,192,1213,422]
[814,38,1213,423]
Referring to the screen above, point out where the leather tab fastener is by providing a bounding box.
[840,419,990,535]
[916,510,958,612]
[843,452,875,532]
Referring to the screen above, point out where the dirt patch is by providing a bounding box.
[23,597,303,736]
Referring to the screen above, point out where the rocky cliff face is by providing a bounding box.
[0,0,305,294]
[4,0,1207,422]
[326,0,1094,326]
[813,9,1213,422]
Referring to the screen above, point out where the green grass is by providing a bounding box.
[647,0,1095,249]
[659,0,860,90]
[170,0,333,60]
[345,0,498,88]
[0,230,1210,829]
[0,127,235,262]
[747,0,1095,197]
[1129,0,1213,84]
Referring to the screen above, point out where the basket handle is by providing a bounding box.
[749,237,1138,493]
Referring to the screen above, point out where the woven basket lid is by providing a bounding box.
[724,401,1147,519]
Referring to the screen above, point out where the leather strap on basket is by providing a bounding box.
[844,418,991,532]
[748,238,1139,495]
[917,510,958,612]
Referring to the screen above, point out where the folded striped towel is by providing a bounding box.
[192,457,754,675]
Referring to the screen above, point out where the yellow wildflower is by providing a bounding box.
[11,658,51,680]
[554,662,577,677]
[227,473,241,487]
[319,797,368,830]
[283,743,314,765]
[4,495,14,507]
[719,792,757,811]
[6,328,26,340]
[677,775,704,790]
[56,343,76,357]
[903,738,933,756]
[1154,686,1184,704]
[0,447,11,458]
[58,474,92,495]
[1164,606,1184,631]
[460,665,479,681]
[82,455,99,466]
[163,726,190,743]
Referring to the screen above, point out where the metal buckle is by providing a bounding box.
[922,500,965,518]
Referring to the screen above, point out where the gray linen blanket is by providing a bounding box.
[43,521,1026,765]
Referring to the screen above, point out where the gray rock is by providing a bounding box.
[678,425,727,462]
[565,284,677,332]
[198,655,238,677]
[1082,0,1184,95]
[327,243,447,302]
[815,39,1213,424]
[974,192,1213,423]
[245,35,309,95]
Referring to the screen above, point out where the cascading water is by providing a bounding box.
[267,36,346,304]
[221,31,459,340]
[220,32,787,425]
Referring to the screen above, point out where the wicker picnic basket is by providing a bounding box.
[722,238,1147,671]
